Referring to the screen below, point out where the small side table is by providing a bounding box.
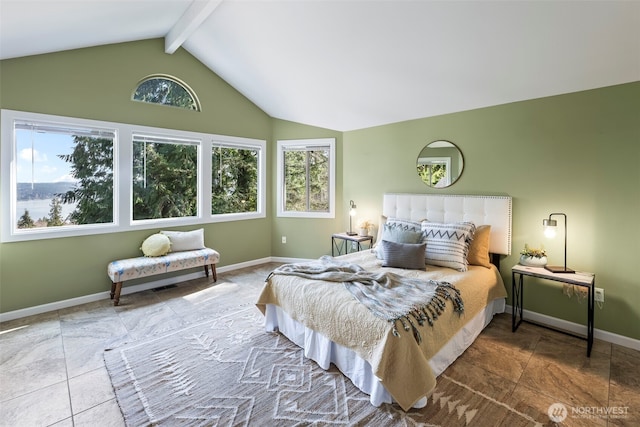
[331,233,373,256]
[511,264,595,357]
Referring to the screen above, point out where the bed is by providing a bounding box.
[256,193,512,411]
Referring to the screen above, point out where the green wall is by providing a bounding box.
[1,38,638,342]
[0,39,273,312]
[341,82,640,340]
[270,119,343,259]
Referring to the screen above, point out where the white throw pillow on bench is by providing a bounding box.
[160,228,205,252]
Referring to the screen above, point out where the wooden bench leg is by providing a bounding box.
[111,282,123,306]
[204,264,218,282]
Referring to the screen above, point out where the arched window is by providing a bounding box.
[132,74,201,111]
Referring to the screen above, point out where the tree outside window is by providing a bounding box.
[13,121,115,229]
[2,110,266,242]
[132,136,199,221]
[212,145,258,214]
[283,149,329,212]
[277,138,335,218]
[132,75,200,111]
[417,157,451,188]
[58,136,114,224]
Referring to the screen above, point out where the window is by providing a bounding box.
[132,134,199,221]
[276,138,335,218]
[1,110,266,242]
[417,157,451,188]
[12,120,115,231]
[212,144,259,215]
[132,75,201,111]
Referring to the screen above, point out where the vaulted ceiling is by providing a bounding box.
[1,0,638,131]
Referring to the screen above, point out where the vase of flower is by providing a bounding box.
[519,254,548,267]
[519,244,547,267]
[357,219,373,237]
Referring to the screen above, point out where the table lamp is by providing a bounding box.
[543,213,574,273]
[347,200,357,235]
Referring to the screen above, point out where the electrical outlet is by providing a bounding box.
[281,236,287,244]
[594,288,604,303]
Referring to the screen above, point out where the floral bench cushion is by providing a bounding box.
[107,248,220,283]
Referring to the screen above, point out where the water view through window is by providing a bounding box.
[3,110,266,242]
[14,123,114,228]
[17,183,78,223]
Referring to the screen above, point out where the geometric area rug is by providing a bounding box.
[104,304,542,426]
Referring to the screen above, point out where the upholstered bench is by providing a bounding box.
[107,248,220,306]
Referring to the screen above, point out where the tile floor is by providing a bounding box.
[1,263,638,426]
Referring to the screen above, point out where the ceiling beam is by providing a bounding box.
[165,0,223,54]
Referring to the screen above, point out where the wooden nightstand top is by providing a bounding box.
[512,264,594,287]
[331,233,373,242]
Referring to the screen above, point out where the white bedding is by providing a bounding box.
[257,193,512,410]
[257,249,508,410]
[263,296,505,408]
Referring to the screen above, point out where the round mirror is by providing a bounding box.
[416,140,464,188]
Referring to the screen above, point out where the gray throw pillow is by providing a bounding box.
[381,240,426,270]
[375,224,424,259]
[382,226,423,244]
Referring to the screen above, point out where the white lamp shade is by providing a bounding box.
[543,218,557,238]
[544,226,557,238]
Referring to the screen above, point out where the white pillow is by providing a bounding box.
[140,233,171,257]
[375,215,388,245]
[385,217,422,233]
[160,228,205,252]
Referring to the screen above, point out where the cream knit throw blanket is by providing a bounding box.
[266,256,464,343]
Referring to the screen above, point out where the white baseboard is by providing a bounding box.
[2,264,637,352]
[271,256,314,264]
[505,305,640,351]
[0,257,273,323]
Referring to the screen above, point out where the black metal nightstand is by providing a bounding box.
[511,264,595,357]
[331,233,373,256]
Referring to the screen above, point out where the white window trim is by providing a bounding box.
[208,136,267,222]
[276,138,335,219]
[130,131,202,224]
[1,109,266,243]
[132,74,201,111]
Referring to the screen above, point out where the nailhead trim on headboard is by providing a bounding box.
[382,194,512,256]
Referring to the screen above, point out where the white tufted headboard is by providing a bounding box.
[382,194,512,256]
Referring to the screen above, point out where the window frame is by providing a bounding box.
[417,156,451,187]
[211,140,264,218]
[131,132,202,224]
[276,138,335,219]
[1,109,266,243]
[132,74,201,111]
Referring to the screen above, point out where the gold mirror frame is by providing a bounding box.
[416,140,464,188]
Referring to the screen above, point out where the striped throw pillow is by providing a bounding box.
[421,221,476,271]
